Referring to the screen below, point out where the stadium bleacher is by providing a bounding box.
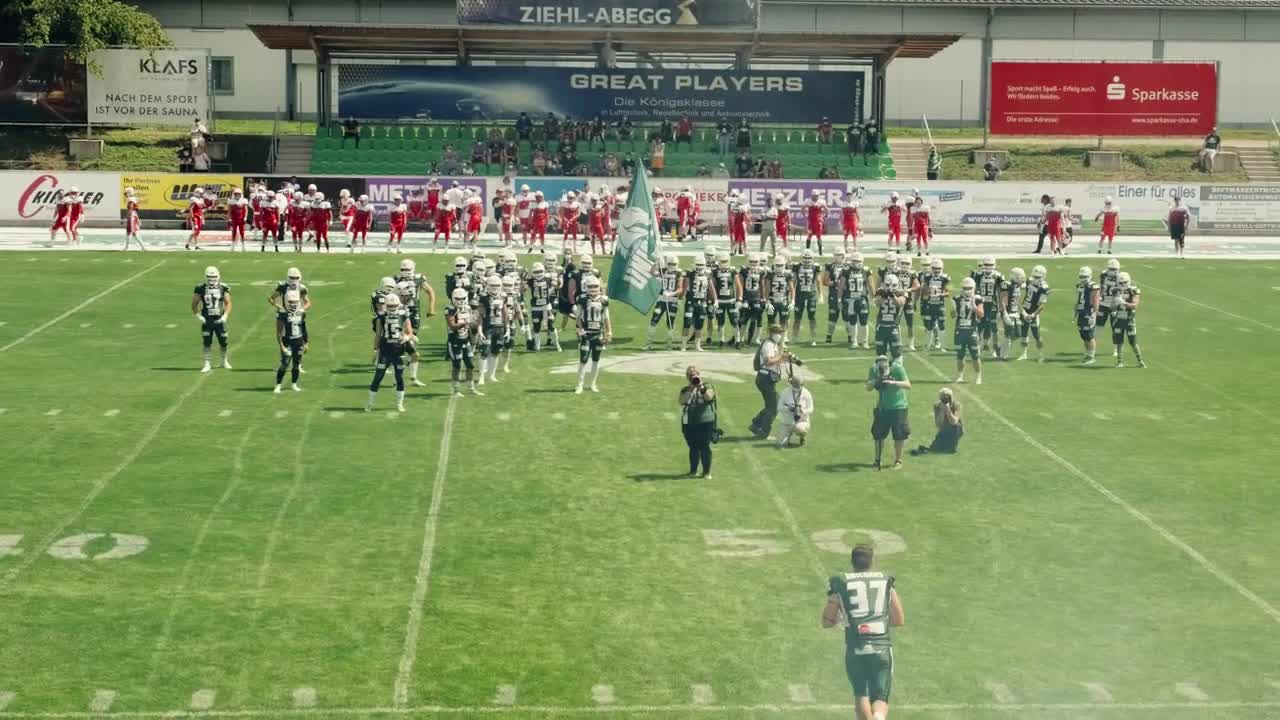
[309,123,895,180]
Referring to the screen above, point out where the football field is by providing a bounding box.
[2,247,1280,719]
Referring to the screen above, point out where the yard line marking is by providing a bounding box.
[1239,326,1254,333]
[329,411,344,419]
[1144,412,1163,421]
[393,395,459,707]
[59,258,69,262]
[89,691,115,713]
[691,685,715,706]
[590,686,615,706]
[496,412,511,422]
[822,411,838,420]
[0,692,11,711]
[103,409,120,417]
[122,323,134,329]
[908,353,1280,627]
[1092,411,1110,421]
[1156,326,1172,332]
[788,685,815,703]
[0,322,6,327]
[164,323,177,329]
[218,409,233,418]
[0,260,165,354]
[1195,412,1218,421]
[1273,286,1280,291]
[606,411,620,420]
[78,322,91,328]
[44,409,61,417]
[1175,683,1209,702]
[1144,283,1280,332]
[1152,362,1269,422]
[190,690,216,711]
[0,409,6,415]
[274,410,289,419]
[1038,411,1054,420]
[985,682,1016,704]
[1265,677,1280,691]
[552,412,566,421]
[662,411,676,421]
[492,686,516,707]
[1082,683,1114,703]
[292,688,316,709]
[1196,327,1210,333]
[336,324,348,330]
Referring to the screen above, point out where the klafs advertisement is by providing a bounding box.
[0,46,87,125]
[457,0,758,28]
[87,49,209,126]
[989,61,1217,137]
[338,66,863,124]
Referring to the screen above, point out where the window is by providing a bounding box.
[211,57,234,95]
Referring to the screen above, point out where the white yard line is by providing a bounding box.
[909,353,1280,626]
[88,691,115,713]
[1081,683,1115,703]
[1174,683,1210,702]
[291,688,316,709]
[392,394,459,707]
[0,260,165,354]
[1143,283,1280,333]
[590,686,615,706]
[690,685,715,705]
[984,681,1016,704]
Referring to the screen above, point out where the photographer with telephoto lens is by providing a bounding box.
[911,387,964,456]
[679,365,720,479]
[866,353,911,470]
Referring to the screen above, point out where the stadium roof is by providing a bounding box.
[246,22,960,61]
[799,0,1280,7]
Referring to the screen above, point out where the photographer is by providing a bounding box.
[750,324,793,438]
[679,365,719,479]
[911,388,963,456]
[776,371,814,448]
[865,354,911,470]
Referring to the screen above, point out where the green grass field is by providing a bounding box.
[2,251,1279,719]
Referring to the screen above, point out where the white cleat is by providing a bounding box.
[478,375,486,386]
[396,402,406,413]
[298,366,307,374]
[291,383,301,392]
[1017,351,1028,361]
[908,343,917,352]
[502,365,511,374]
[201,362,212,373]
[470,385,485,396]
[590,383,600,393]
[273,384,282,394]
[975,375,983,385]
[574,383,584,394]
[412,378,426,387]
[221,359,232,370]
[1083,357,1096,366]
[954,375,965,383]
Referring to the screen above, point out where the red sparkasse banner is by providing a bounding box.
[989,61,1217,136]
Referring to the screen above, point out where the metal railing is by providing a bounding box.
[267,107,281,174]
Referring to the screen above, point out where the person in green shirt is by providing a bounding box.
[865,354,911,470]
[823,543,905,720]
[926,146,941,180]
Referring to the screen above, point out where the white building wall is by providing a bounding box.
[1164,41,1280,123]
[164,27,288,115]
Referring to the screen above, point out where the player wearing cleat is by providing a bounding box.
[185,187,207,250]
[499,275,523,374]
[258,190,281,251]
[646,254,684,350]
[192,266,233,372]
[882,191,904,249]
[1095,196,1120,254]
[759,193,782,255]
[445,256,475,308]
[338,188,355,247]
[739,253,768,346]
[477,274,509,385]
[370,275,398,358]
[269,266,311,312]
[804,190,827,255]
[1017,265,1050,361]
[764,254,794,345]
[464,188,484,249]
[894,255,920,351]
[396,259,436,386]
[910,197,931,256]
[711,251,743,347]
[840,192,861,254]
[573,275,612,393]
[526,263,560,352]
[918,257,949,351]
[1097,258,1122,331]
[1108,272,1145,367]
[842,252,873,350]
[970,256,1004,358]
[274,291,308,393]
[1075,266,1101,365]
[227,187,249,251]
[952,277,985,384]
[367,294,413,412]
[791,249,821,346]
[873,274,906,358]
[446,288,483,395]
[823,249,848,344]
[123,186,144,251]
[999,267,1027,361]
[433,197,455,250]
[351,194,373,251]
[823,544,905,720]
[1167,195,1190,258]
[388,195,408,253]
[682,255,714,351]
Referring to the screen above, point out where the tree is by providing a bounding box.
[2,0,171,71]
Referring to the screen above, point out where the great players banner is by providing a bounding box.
[457,0,758,28]
[0,170,118,222]
[122,172,240,221]
[989,61,1217,137]
[365,176,487,225]
[338,65,863,124]
[87,49,210,126]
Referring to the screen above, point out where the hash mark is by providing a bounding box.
[606,411,620,420]
[104,409,120,417]
[1038,411,1054,419]
[1239,327,1254,333]
[190,689,217,710]
[1144,412,1163,421]
[165,323,178,329]
[79,322,92,328]
[336,324,349,330]
[274,410,289,419]
[493,685,516,706]
[1092,411,1110,421]
[218,409,233,418]
[45,409,62,417]
[591,685,615,705]
[292,687,316,708]
[985,681,1016,704]
[1156,326,1172,332]
[1175,682,1209,702]
[0,692,11,711]
[497,412,511,422]
[691,684,715,705]
[788,684,814,703]
[1195,412,1217,421]
[822,411,838,420]
[329,411,345,419]
[123,323,135,329]
[1197,327,1210,333]
[552,412,566,420]
[1081,682,1114,703]
[89,689,116,713]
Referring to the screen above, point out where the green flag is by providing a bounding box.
[606,164,662,314]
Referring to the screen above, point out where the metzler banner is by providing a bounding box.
[88,49,210,126]
[338,66,863,124]
[457,0,758,28]
[989,61,1217,137]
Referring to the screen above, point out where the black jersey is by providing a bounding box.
[825,263,846,300]
[575,294,610,335]
[766,270,791,303]
[971,270,1003,304]
[195,283,231,319]
[845,267,871,300]
[559,261,577,301]
[1111,285,1141,322]
[895,268,917,305]
[658,267,682,298]
[919,272,949,307]
[1002,280,1025,315]
[1099,269,1122,305]
[379,309,409,344]
[875,293,902,328]
[685,270,711,304]
[445,271,475,299]
[527,274,555,306]
[1075,280,1099,312]
[274,281,308,302]
[792,262,820,294]
[396,272,428,310]
[480,294,508,330]
[445,304,472,341]
[740,268,765,299]
[278,309,308,343]
[954,295,979,330]
[1022,282,1050,316]
[712,267,738,301]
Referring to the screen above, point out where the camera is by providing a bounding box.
[788,355,804,367]
[690,375,702,386]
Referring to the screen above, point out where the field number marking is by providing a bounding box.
[591,685,615,705]
[89,690,116,713]
[691,684,715,705]
[292,687,316,709]
[493,685,516,706]
[1082,683,1114,703]
[703,528,906,558]
[788,684,815,703]
[0,692,11,711]
[1175,683,1209,702]
[190,689,217,711]
[985,681,1016,704]
[2,533,148,561]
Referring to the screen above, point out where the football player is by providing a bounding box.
[123,186,144,251]
[759,193,782,255]
[953,277,984,384]
[351,194,373,252]
[822,249,848,344]
[999,267,1027,361]
[1168,195,1190,258]
[311,191,331,252]
[258,190,280,252]
[396,259,437,387]
[387,194,408,254]
[367,293,413,413]
[711,251,742,347]
[185,187,206,251]
[765,254,794,345]
[499,275,523,374]
[446,288,483,395]
[1095,196,1120,255]
[740,252,767,346]
[804,190,827,255]
[274,290,307,393]
[840,192,861,254]
[895,255,920,351]
[1074,266,1101,365]
[526,262,559,352]
[269,267,311,312]
[919,257,949,351]
[573,275,612,394]
[970,256,1004,358]
[191,266,233,372]
[1097,258,1122,334]
[445,256,475,307]
[645,253,684,351]
[910,196,931,257]
[882,191,904,249]
[1109,271,1145,368]
[1018,265,1050,362]
[227,187,249,252]
[842,252,873,350]
[681,255,713,352]
[791,249,821,346]
[873,274,906,358]
[478,274,509,385]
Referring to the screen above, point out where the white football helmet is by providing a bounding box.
[1118,271,1132,288]
[383,294,402,312]
[929,257,944,273]
[694,256,707,272]
[451,288,468,304]
[897,255,912,271]
[579,254,594,271]
[501,275,516,292]
[883,274,901,291]
[1107,258,1121,272]
[1079,266,1094,281]
[286,267,302,288]
[801,249,815,266]
[1010,267,1026,284]
[380,276,397,293]
[850,252,864,269]
[584,275,603,298]
[1031,265,1047,285]
[833,249,846,264]
[453,257,468,273]
[531,262,546,278]
[772,255,787,271]
[961,277,976,297]
[205,266,220,287]
[981,256,997,274]
[883,251,897,267]
[717,251,730,267]
[486,274,503,294]
[399,259,415,277]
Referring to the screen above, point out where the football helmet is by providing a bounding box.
[205,266,220,287]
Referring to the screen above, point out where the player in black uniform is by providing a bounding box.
[999,267,1027,361]
[526,262,560,352]
[970,256,1004,358]
[478,274,509,385]
[739,252,767,346]
[366,293,414,413]
[1018,265,1050,362]
[711,251,743,347]
[500,274,523,373]
[1075,266,1101,365]
[1109,271,1146,368]
[822,544,905,720]
[191,266,233,372]
[841,252,873,350]
[645,253,683,350]
[765,254,794,346]
[792,249,821,346]
[873,274,906,358]
[274,290,308,393]
[1097,257,1121,333]
[396,259,436,387]
[918,257,949,351]
[682,256,713,352]
[895,255,920,351]
[574,275,612,394]
[445,288,483,396]
[823,249,848,345]
[445,256,475,309]
[556,252,578,332]
[953,277,984,384]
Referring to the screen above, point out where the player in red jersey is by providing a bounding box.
[122,186,144,251]
[840,192,861,253]
[286,191,306,252]
[610,185,627,245]
[65,189,86,246]
[258,190,280,251]
[560,190,581,255]
[387,195,408,253]
[775,194,792,249]
[882,192,904,249]
[676,185,695,240]
[185,187,207,250]
[1044,200,1063,256]
[338,188,354,246]
[587,195,607,255]
[515,184,532,245]
[464,189,484,249]
[433,197,455,250]
[1095,196,1119,255]
[728,197,750,256]
[530,190,550,248]
[351,194,373,251]
[804,190,827,255]
[904,188,920,252]
[311,191,332,252]
[227,187,250,251]
[652,187,667,233]
[911,197,931,256]
[49,188,76,245]
[424,176,443,229]
[498,189,516,247]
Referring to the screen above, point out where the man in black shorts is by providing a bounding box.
[823,544,905,720]
[865,354,911,470]
[1168,196,1190,259]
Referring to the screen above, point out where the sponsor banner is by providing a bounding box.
[458,0,758,28]
[0,171,119,222]
[122,173,241,221]
[990,61,1216,137]
[0,46,87,125]
[729,179,851,231]
[88,49,208,126]
[1196,185,1280,232]
[365,176,487,225]
[654,178,730,227]
[338,65,863,124]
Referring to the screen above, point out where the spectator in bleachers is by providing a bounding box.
[472,140,488,166]
[847,120,863,160]
[547,157,562,175]
[461,161,476,176]
[1200,126,1221,173]
[677,115,694,147]
[341,117,360,148]
[505,139,520,161]
[622,152,637,176]
[659,119,675,144]
[576,117,592,142]
[696,162,711,177]
[576,163,592,177]
[817,117,834,144]
[769,157,784,179]
[505,160,519,175]
[561,145,579,174]
[190,117,209,151]
[616,116,634,142]
[717,118,734,156]
[604,153,621,176]
[649,138,666,176]
[532,148,548,176]
[819,165,840,179]
[543,113,560,142]
[927,147,942,180]
[442,144,460,174]
[590,115,606,149]
[735,150,754,178]
[754,158,768,178]
[862,123,879,166]
[177,145,194,172]
[516,112,533,142]
[736,120,752,151]
[712,162,730,178]
[427,160,441,176]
